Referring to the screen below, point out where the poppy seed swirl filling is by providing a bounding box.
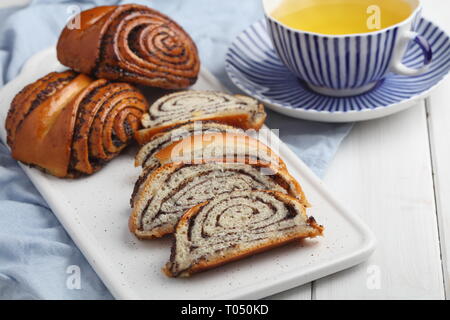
[129,162,308,239]
[68,80,147,176]
[135,91,267,144]
[130,132,289,207]
[141,91,266,128]
[98,7,199,87]
[164,190,323,277]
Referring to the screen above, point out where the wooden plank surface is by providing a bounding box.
[317,102,444,299]
[265,0,450,300]
[315,2,450,299]
[270,0,449,300]
[427,87,450,299]
[422,0,450,302]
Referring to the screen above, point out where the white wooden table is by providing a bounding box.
[270,0,450,300]
[2,0,449,300]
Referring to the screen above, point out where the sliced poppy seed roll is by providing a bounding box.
[134,121,246,169]
[130,131,287,206]
[135,91,266,144]
[136,132,286,174]
[129,161,307,239]
[164,190,323,277]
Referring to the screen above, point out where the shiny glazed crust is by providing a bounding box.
[151,132,286,170]
[5,70,147,178]
[134,121,245,168]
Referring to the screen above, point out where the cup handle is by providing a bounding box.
[391,31,432,76]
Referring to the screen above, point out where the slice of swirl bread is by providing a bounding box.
[136,131,286,174]
[164,190,323,277]
[130,131,288,206]
[135,121,246,169]
[135,91,266,144]
[129,161,308,239]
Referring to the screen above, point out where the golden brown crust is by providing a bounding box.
[134,121,245,167]
[5,71,147,178]
[56,6,116,75]
[5,71,79,147]
[165,235,313,277]
[163,191,323,277]
[151,132,286,170]
[7,72,92,177]
[57,4,200,89]
[135,110,266,145]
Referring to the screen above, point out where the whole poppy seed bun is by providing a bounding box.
[5,70,147,178]
[57,4,200,90]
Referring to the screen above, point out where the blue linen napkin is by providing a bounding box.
[0,0,352,299]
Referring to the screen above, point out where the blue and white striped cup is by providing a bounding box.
[263,0,432,97]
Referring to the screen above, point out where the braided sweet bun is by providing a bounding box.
[5,70,147,178]
[135,91,266,144]
[57,4,200,89]
[129,161,308,239]
[164,190,323,277]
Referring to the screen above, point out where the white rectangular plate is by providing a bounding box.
[0,47,376,299]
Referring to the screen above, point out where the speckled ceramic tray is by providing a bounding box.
[0,47,375,299]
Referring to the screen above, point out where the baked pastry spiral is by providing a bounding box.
[164,190,323,277]
[135,91,266,144]
[135,121,246,169]
[135,132,285,175]
[129,161,307,239]
[57,4,200,89]
[131,131,288,207]
[5,70,147,178]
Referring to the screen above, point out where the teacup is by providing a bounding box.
[262,0,432,97]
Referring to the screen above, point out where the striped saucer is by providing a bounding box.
[225,18,450,122]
